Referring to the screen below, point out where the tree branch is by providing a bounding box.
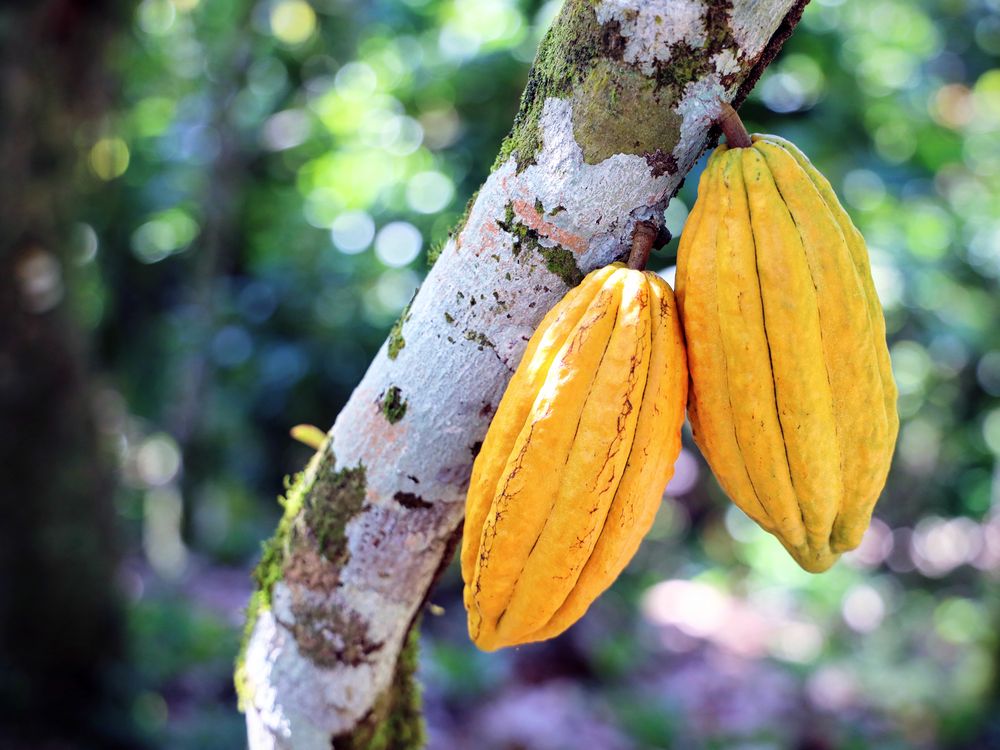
[239,1,810,747]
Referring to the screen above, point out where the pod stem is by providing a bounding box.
[717,101,752,149]
[627,221,657,270]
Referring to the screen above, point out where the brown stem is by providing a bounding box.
[717,101,752,149]
[627,221,657,270]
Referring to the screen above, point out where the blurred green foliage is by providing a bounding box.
[55,0,1000,747]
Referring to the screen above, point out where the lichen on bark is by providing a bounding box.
[303,461,367,564]
[378,385,408,424]
[493,0,758,174]
[571,59,684,165]
[387,298,413,360]
[463,330,496,350]
[234,447,368,708]
[496,201,584,287]
[494,0,612,171]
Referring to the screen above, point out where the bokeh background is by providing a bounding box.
[2,0,1000,747]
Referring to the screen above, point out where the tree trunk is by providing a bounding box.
[0,1,130,746]
[239,1,809,747]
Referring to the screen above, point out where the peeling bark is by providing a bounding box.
[240,1,809,747]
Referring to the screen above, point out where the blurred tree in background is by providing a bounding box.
[0,2,133,746]
[1,0,999,747]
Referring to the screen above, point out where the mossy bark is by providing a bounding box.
[241,2,809,747]
[334,622,425,750]
[492,0,808,175]
[236,444,369,707]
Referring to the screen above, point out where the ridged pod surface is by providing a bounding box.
[461,265,688,651]
[676,135,898,573]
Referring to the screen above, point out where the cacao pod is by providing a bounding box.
[676,135,898,573]
[461,264,688,651]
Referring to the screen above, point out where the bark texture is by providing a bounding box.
[240,1,809,747]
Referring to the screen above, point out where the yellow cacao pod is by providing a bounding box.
[676,135,898,573]
[461,264,688,651]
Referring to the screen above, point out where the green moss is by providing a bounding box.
[705,1,739,51]
[538,244,584,287]
[496,202,528,254]
[234,450,367,711]
[497,201,583,287]
[652,43,709,90]
[571,59,682,164]
[387,318,406,360]
[652,3,741,91]
[304,462,367,563]
[463,329,496,350]
[288,602,381,669]
[235,464,317,709]
[378,386,408,424]
[428,187,480,268]
[338,622,425,750]
[456,188,480,236]
[501,202,516,230]
[493,0,609,172]
[492,0,746,173]
[387,297,414,360]
[426,238,446,267]
[233,595,261,708]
